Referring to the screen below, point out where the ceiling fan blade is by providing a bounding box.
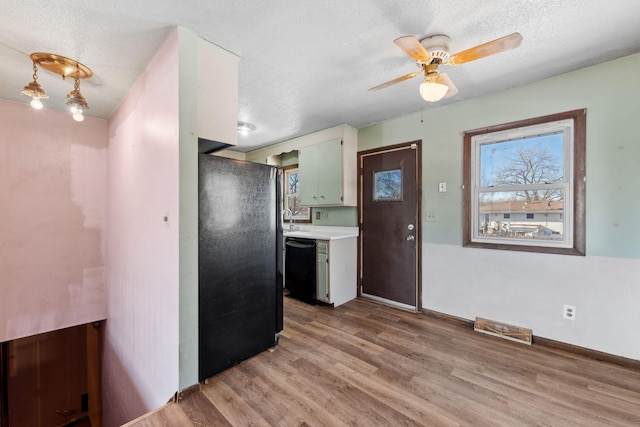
[394,36,432,64]
[438,73,459,99]
[368,70,423,92]
[447,32,522,66]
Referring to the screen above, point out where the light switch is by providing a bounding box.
[438,182,446,193]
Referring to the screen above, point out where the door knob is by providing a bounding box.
[406,235,415,242]
[407,224,415,231]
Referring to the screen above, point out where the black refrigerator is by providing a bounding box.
[198,154,283,381]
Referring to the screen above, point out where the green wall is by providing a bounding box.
[280,151,298,167]
[359,53,640,259]
[357,53,640,360]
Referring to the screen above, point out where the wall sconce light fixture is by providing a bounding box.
[21,53,93,122]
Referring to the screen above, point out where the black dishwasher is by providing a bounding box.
[284,237,316,303]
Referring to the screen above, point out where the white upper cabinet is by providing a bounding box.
[298,133,357,207]
[197,38,239,149]
[299,139,343,206]
[244,124,358,206]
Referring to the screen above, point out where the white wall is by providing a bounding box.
[177,27,200,391]
[104,29,180,426]
[359,53,640,360]
[0,100,107,343]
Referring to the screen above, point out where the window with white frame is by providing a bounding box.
[463,110,586,255]
[283,166,311,222]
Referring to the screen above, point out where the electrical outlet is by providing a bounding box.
[425,212,437,222]
[563,304,576,320]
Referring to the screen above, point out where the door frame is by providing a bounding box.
[1,342,7,427]
[357,140,423,311]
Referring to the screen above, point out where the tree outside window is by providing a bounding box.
[283,167,311,222]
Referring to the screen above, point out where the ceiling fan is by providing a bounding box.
[369,32,523,102]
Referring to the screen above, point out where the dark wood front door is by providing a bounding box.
[359,142,421,310]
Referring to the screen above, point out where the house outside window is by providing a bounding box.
[463,109,586,255]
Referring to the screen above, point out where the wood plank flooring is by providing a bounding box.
[125,297,640,426]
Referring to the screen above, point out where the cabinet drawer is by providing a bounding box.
[317,241,329,255]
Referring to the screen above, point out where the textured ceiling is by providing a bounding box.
[1,1,640,152]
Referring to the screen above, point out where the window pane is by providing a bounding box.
[285,194,308,218]
[478,190,564,241]
[479,133,564,188]
[282,167,310,222]
[288,172,300,194]
[374,169,402,201]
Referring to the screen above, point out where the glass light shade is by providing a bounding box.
[72,111,85,122]
[22,80,48,99]
[22,80,48,110]
[419,81,448,102]
[66,89,89,111]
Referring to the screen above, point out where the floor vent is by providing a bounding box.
[474,317,532,345]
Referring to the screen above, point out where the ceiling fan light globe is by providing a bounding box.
[420,81,448,102]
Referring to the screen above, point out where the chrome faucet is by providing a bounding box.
[283,208,295,231]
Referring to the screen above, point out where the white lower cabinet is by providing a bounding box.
[316,238,357,307]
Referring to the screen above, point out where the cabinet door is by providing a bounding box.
[316,251,329,303]
[316,139,342,205]
[298,144,318,206]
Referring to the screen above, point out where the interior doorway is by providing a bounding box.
[0,323,101,427]
[359,141,422,311]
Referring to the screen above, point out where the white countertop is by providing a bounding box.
[283,225,358,240]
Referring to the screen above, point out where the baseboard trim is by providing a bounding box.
[532,336,640,371]
[422,308,474,328]
[173,383,201,403]
[423,308,640,371]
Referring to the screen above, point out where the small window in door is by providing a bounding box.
[373,169,402,201]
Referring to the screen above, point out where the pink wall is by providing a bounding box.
[0,99,107,343]
[103,29,180,426]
